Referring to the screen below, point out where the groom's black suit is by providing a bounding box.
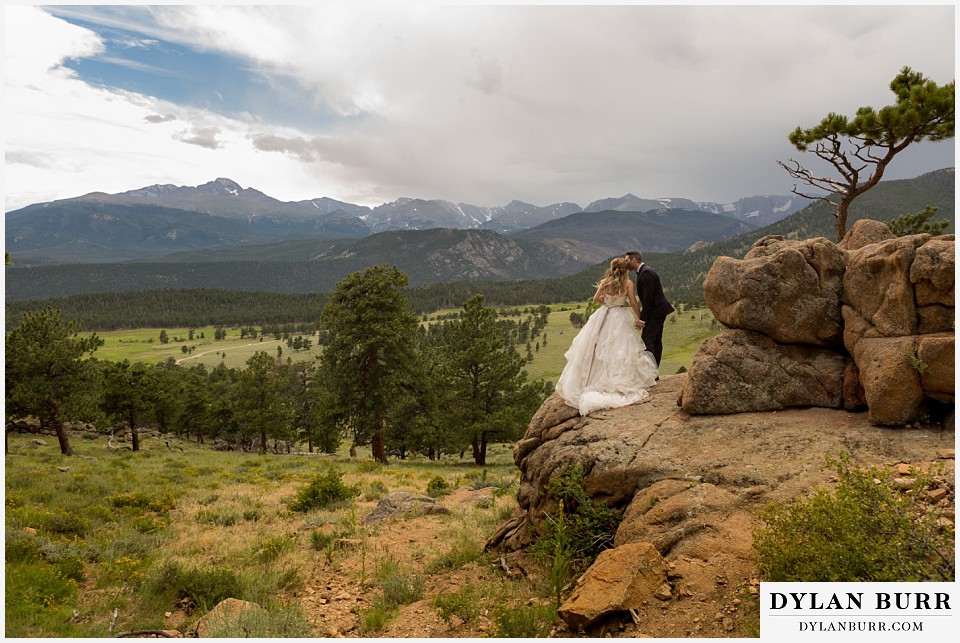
[635,263,674,366]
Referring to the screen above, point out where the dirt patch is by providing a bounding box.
[285,491,533,638]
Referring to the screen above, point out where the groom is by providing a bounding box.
[625,251,674,367]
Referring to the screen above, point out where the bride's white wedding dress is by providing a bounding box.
[556,294,659,416]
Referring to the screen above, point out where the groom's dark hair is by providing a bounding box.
[626,250,643,262]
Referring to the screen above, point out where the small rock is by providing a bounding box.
[892,477,916,490]
[936,449,955,460]
[723,617,735,632]
[31,439,47,446]
[937,517,954,528]
[927,488,948,503]
[195,599,264,638]
[653,583,672,601]
[896,463,913,475]
[22,527,38,536]
[164,612,172,618]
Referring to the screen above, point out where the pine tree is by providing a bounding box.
[779,67,954,241]
[317,265,420,463]
[5,307,103,455]
[889,205,950,237]
[100,360,155,452]
[442,295,542,465]
[236,351,291,454]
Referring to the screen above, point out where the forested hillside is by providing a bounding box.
[4,271,606,331]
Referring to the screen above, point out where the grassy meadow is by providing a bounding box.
[92,302,722,380]
[5,433,555,637]
[92,327,318,369]
[5,300,722,636]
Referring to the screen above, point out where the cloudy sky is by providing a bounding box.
[4,2,956,212]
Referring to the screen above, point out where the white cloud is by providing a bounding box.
[4,5,103,86]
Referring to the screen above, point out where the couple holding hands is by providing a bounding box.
[556,251,674,416]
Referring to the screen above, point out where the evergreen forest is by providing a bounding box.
[5,277,553,466]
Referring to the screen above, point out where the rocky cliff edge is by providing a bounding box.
[487,374,954,636]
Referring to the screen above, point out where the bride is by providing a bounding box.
[556,257,659,415]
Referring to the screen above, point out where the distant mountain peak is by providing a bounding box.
[201,178,245,195]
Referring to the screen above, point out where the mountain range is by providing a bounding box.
[5,177,803,264]
[4,169,953,304]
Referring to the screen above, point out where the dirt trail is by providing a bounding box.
[175,340,282,364]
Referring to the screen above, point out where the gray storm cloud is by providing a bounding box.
[12,4,955,210]
[174,126,222,150]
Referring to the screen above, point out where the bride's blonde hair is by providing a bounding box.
[598,257,630,296]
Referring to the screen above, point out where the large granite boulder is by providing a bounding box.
[851,336,926,426]
[917,333,956,404]
[838,218,896,251]
[911,236,956,308]
[703,235,845,347]
[840,231,955,423]
[912,237,956,334]
[679,329,853,414]
[843,234,930,338]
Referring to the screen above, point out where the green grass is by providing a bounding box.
[4,433,521,637]
[658,306,723,376]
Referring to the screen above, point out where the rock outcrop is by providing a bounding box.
[487,375,954,634]
[557,541,667,629]
[683,221,954,426]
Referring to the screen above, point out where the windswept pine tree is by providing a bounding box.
[779,66,954,241]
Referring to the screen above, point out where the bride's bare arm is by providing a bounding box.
[593,283,605,303]
[626,280,645,326]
